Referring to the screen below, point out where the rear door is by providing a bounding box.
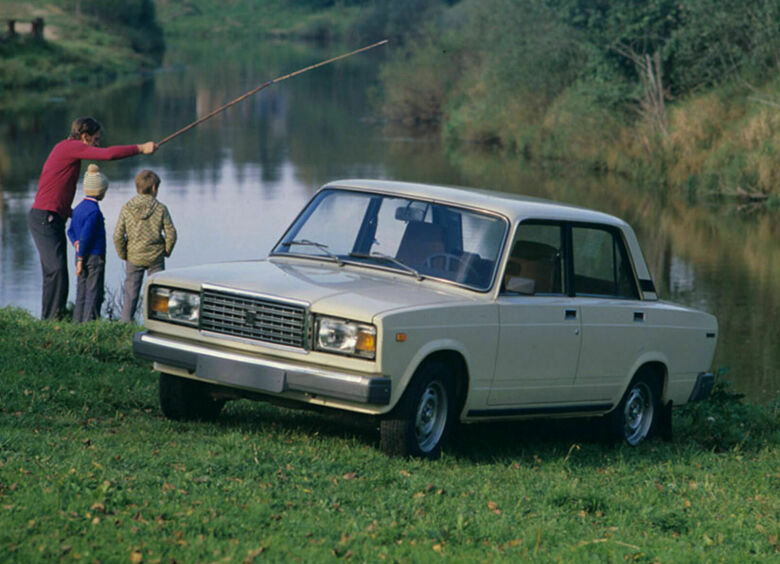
[569,224,646,402]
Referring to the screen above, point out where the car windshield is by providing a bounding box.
[271,189,507,291]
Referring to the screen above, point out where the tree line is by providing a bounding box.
[369,0,780,127]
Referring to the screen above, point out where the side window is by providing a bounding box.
[503,223,564,295]
[572,226,637,298]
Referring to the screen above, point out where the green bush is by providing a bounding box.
[477,0,587,104]
[378,29,464,125]
[67,0,164,56]
[669,0,780,91]
[351,0,446,43]
[378,0,780,124]
[678,374,780,451]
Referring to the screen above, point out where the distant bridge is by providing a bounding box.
[4,17,44,40]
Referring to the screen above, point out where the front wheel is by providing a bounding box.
[607,372,660,446]
[380,361,456,459]
[159,373,225,422]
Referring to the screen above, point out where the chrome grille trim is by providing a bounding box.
[201,284,310,308]
[200,286,309,349]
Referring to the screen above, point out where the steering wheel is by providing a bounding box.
[423,253,480,280]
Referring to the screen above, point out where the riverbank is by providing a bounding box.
[0,1,163,111]
[1,306,778,560]
[377,0,780,200]
[154,0,365,40]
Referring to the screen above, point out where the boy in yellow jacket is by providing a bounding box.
[114,169,177,322]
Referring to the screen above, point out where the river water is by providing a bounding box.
[1,39,778,403]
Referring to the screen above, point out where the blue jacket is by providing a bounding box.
[67,198,106,258]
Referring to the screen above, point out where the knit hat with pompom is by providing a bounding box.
[83,163,109,198]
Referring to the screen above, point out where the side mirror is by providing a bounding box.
[505,276,535,295]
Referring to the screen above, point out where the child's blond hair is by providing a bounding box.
[135,169,160,195]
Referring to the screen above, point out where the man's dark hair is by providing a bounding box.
[68,117,102,140]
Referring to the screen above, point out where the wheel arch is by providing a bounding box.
[420,350,470,418]
[394,342,471,418]
[605,360,669,446]
[608,358,669,415]
[632,360,668,403]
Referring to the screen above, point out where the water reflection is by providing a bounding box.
[0,38,777,403]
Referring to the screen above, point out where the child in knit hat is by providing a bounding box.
[67,163,108,323]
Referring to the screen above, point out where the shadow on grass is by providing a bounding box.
[185,389,779,463]
[212,400,381,445]
[210,400,616,463]
[448,417,612,462]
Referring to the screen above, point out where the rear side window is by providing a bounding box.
[572,226,637,298]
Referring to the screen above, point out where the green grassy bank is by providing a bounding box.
[1,307,778,561]
[154,0,365,40]
[0,1,163,110]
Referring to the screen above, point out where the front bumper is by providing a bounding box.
[133,331,391,405]
[688,372,715,402]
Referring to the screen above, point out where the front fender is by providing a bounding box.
[390,338,472,411]
[377,303,499,413]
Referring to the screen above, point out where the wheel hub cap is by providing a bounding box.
[415,382,447,452]
[623,382,654,446]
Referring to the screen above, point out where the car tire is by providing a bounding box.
[607,371,660,446]
[159,373,225,422]
[380,360,456,460]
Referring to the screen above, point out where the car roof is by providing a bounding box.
[324,179,628,227]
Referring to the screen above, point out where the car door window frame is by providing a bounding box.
[568,222,640,300]
[501,220,568,296]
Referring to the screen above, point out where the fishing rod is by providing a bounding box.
[157,39,389,147]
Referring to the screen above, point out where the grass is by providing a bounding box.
[1,306,778,562]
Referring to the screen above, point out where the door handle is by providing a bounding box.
[565,309,577,320]
[634,311,645,322]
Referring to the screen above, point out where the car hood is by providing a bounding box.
[148,258,480,321]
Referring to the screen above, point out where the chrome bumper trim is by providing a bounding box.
[132,331,390,405]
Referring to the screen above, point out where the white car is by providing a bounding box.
[133,179,718,458]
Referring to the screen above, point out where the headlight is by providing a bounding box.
[315,316,376,359]
[149,286,200,327]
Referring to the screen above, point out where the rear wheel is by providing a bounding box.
[607,372,660,446]
[159,373,225,422]
[380,361,456,459]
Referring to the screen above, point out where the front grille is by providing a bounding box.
[200,289,307,348]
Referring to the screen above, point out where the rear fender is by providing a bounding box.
[616,353,669,406]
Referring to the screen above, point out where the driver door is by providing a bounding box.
[489,222,582,406]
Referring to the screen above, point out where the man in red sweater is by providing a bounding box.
[28,117,157,320]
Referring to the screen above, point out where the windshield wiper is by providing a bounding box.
[348,251,423,280]
[281,239,343,266]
